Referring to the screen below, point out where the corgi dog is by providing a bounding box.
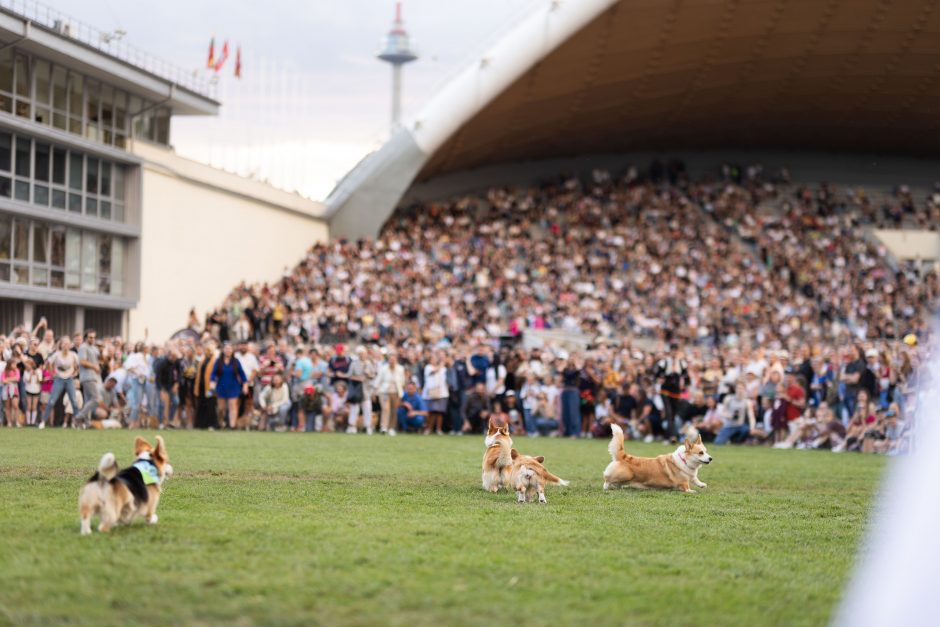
[604,424,712,493]
[482,420,513,492]
[78,436,173,535]
[509,449,569,503]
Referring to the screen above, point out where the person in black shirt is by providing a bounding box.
[653,345,688,442]
[152,350,181,429]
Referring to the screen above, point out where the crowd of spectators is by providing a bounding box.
[1,163,934,455]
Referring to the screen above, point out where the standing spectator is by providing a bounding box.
[38,338,80,429]
[346,346,376,434]
[2,358,20,427]
[376,351,405,435]
[211,343,248,429]
[23,358,42,426]
[560,357,581,438]
[422,350,449,435]
[654,345,688,442]
[193,342,218,429]
[299,384,325,433]
[153,350,180,429]
[463,381,491,433]
[75,329,102,429]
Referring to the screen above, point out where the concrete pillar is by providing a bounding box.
[74,306,84,334]
[23,301,34,330]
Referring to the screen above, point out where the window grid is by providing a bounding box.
[0,46,167,148]
[0,212,125,296]
[0,130,127,222]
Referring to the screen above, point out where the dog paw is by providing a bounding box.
[80,528,91,536]
[699,482,707,489]
[603,482,610,491]
[148,514,158,525]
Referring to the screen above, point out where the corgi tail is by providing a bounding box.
[609,424,627,462]
[543,470,569,487]
[96,452,118,481]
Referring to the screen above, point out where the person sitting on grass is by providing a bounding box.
[325,381,348,432]
[714,382,755,444]
[397,381,429,433]
[690,395,724,442]
[299,384,324,433]
[258,372,291,431]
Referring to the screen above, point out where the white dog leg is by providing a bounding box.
[516,490,526,503]
[148,514,158,524]
[603,481,610,491]
[538,490,546,504]
[692,476,707,488]
[80,517,92,535]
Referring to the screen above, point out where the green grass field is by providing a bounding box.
[0,430,885,626]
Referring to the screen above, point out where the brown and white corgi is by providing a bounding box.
[603,424,712,493]
[509,449,569,503]
[482,420,513,492]
[78,436,173,535]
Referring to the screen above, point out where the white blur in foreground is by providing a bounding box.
[836,334,938,627]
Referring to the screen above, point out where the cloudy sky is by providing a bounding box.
[51,0,542,199]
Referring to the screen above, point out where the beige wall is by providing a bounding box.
[873,229,940,262]
[128,142,328,341]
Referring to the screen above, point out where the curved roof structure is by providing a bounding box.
[328,0,940,238]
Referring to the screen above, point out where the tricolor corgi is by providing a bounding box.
[482,419,513,492]
[78,436,173,535]
[509,449,569,503]
[603,424,712,493]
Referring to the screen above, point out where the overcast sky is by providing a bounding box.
[51,0,543,199]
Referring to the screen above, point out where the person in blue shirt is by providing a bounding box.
[397,381,429,432]
[468,344,490,386]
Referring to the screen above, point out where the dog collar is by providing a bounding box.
[673,450,692,471]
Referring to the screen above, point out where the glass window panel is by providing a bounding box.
[114,91,126,132]
[68,73,83,115]
[13,265,28,285]
[50,270,64,288]
[51,189,65,209]
[50,228,64,266]
[0,214,9,260]
[114,134,126,149]
[0,48,12,93]
[14,53,28,97]
[34,185,48,206]
[52,148,65,184]
[0,132,10,172]
[81,231,97,292]
[100,84,113,128]
[113,166,125,201]
[34,107,50,125]
[65,227,80,271]
[69,117,81,135]
[113,202,124,222]
[52,66,67,110]
[85,197,97,216]
[0,94,11,114]
[68,193,81,213]
[100,162,111,197]
[0,264,9,282]
[14,136,29,177]
[85,80,99,122]
[32,267,48,287]
[14,100,29,119]
[100,200,111,220]
[32,223,48,263]
[52,111,66,130]
[154,107,170,144]
[86,158,98,194]
[34,142,50,182]
[34,60,50,105]
[98,235,111,293]
[111,238,123,295]
[14,180,28,201]
[0,176,10,197]
[13,219,28,260]
[69,153,82,190]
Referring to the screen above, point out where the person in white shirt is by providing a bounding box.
[376,352,405,435]
[422,350,449,435]
[519,372,543,436]
[124,343,149,428]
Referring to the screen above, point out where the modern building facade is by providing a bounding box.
[0,4,328,340]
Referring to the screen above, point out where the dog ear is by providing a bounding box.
[511,448,519,459]
[134,436,150,455]
[684,437,693,451]
[153,436,167,463]
[694,433,703,445]
[535,456,545,463]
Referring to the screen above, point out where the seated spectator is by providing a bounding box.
[398,381,429,433]
[258,372,291,431]
[691,395,724,442]
[715,382,755,445]
[463,382,490,433]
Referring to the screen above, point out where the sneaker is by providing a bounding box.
[38,421,45,430]
[435,430,444,435]
[346,426,357,434]
[643,434,654,443]
[158,424,165,430]
[366,428,374,435]
[387,429,397,437]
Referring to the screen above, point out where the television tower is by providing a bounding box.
[377,2,418,131]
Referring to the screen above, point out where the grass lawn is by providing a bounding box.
[0,430,885,626]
